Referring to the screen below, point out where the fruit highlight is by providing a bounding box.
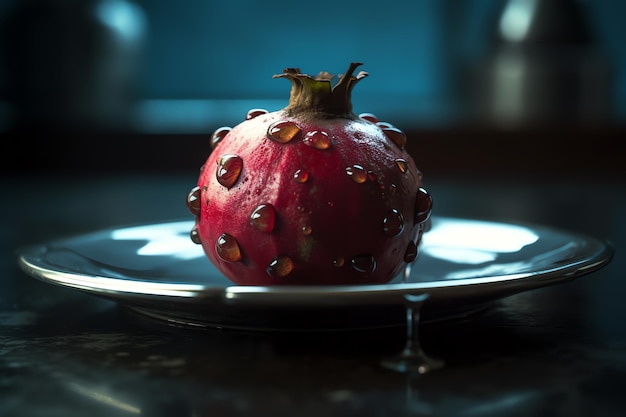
[187,63,432,285]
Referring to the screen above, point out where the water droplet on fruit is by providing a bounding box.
[190,226,201,244]
[383,127,407,149]
[301,225,312,235]
[187,186,201,215]
[395,159,409,173]
[359,113,378,123]
[367,171,377,181]
[303,130,331,150]
[249,204,276,233]
[216,233,242,262]
[403,262,412,281]
[216,154,243,189]
[267,121,301,143]
[346,164,367,183]
[377,121,394,129]
[293,169,309,183]
[210,127,231,149]
[333,257,345,268]
[415,187,433,224]
[404,241,418,263]
[351,254,376,273]
[246,108,268,120]
[267,255,294,278]
[383,209,405,237]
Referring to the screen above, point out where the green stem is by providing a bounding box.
[273,63,368,119]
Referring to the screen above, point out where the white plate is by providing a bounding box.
[17,217,613,331]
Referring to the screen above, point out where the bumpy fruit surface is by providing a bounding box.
[187,63,432,285]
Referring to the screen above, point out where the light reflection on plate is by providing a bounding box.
[422,218,540,265]
[17,217,612,331]
[111,222,205,260]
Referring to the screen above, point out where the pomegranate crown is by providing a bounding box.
[273,62,368,119]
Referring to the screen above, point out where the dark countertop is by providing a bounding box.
[1,169,625,417]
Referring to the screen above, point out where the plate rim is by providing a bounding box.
[17,216,614,309]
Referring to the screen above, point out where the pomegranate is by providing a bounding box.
[186,63,432,285]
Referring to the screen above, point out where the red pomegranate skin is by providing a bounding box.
[188,64,432,286]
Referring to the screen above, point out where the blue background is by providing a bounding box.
[1,0,625,132]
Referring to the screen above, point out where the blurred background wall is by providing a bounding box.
[0,0,623,175]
